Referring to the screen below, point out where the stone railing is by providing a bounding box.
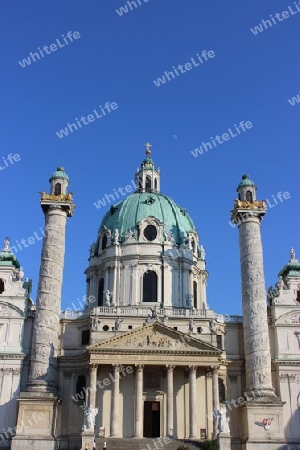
[60,306,243,323]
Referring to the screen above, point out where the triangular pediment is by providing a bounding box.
[88,322,221,355]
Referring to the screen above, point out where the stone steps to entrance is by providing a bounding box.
[94,438,204,450]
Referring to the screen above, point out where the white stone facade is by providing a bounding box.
[1,165,299,450]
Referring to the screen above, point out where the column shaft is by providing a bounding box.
[167,366,174,437]
[134,365,144,438]
[189,366,197,439]
[89,364,98,410]
[110,365,120,437]
[212,367,219,438]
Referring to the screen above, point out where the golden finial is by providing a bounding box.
[144,142,152,156]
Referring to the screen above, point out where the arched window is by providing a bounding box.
[0,279,4,294]
[145,176,151,192]
[138,177,143,189]
[98,278,104,306]
[193,281,197,308]
[154,178,158,190]
[297,290,300,303]
[54,183,61,195]
[101,235,107,250]
[143,271,157,302]
[246,190,253,202]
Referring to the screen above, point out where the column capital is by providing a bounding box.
[135,364,144,372]
[211,365,220,373]
[89,363,98,371]
[166,365,175,372]
[112,364,120,372]
[188,365,198,372]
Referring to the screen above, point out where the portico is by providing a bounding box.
[86,322,222,439]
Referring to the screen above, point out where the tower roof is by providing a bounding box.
[0,238,20,268]
[49,166,69,182]
[278,247,300,278]
[237,174,256,190]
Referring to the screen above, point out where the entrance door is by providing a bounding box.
[143,401,160,437]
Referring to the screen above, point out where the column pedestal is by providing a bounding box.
[11,393,59,450]
[217,434,231,450]
[240,400,285,450]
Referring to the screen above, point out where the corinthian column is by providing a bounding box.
[189,365,197,439]
[134,365,144,438]
[27,177,74,393]
[166,365,175,437]
[231,177,275,398]
[212,366,219,438]
[110,365,120,437]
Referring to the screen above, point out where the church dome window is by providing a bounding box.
[0,279,4,294]
[144,225,157,241]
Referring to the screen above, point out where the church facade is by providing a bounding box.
[0,147,299,450]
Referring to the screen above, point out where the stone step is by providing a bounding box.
[94,438,204,450]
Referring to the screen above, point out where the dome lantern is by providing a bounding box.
[135,143,160,193]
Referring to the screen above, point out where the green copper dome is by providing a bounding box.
[237,174,255,189]
[49,167,69,182]
[99,192,196,244]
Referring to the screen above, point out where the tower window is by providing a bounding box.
[98,278,104,306]
[101,234,107,250]
[146,176,151,192]
[81,330,90,345]
[154,178,158,190]
[75,375,86,403]
[144,225,157,241]
[138,177,143,190]
[246,191,253,202]
[143,271,157,302]
[193,281,197,308]
[0,279,4,294]
[54,183,61,195]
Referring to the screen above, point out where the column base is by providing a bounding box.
[81,431,95,450]
[240,397,285,449]
[11,392,59,450]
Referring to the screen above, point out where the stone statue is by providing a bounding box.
[92,316,100,331]
[104,290,112,306]
[3,237,10,251]
[200,244,206,261]
[209,320,217,334]
[113,228,120,244]
[188,318,194,334]
[81,406,98,431]
[218,404,230,434]
[161,314,168,324]
[290,247,296,260]
[147,306,158,322]
[115,316,123,331]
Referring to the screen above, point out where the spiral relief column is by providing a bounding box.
[12,167,74,450]
[231,175,284,449]
[231,175,274,397]
[27,168,74,393]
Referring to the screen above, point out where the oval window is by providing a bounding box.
[144,225,157,241]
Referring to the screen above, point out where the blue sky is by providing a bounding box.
[1,0,299,315]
